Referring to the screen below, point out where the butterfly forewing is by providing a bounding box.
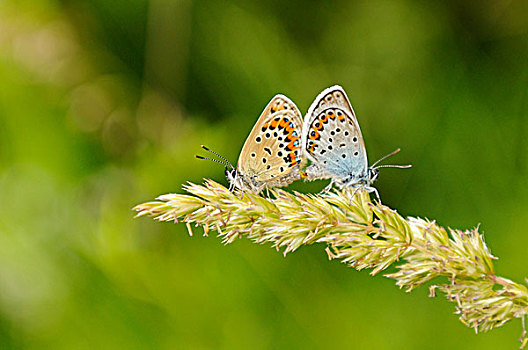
[302,85,369,181]
[238,95,303,186]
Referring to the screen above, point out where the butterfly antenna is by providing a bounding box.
[195,155,230,167]
[198,145,235,169]
[374,164,412,169]
[371,148,412,169]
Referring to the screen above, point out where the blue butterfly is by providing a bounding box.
[301,85,410,199]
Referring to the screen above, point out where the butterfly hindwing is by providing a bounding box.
[302,85,368,183]
[238,95,303,190]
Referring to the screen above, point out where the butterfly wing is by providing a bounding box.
[238,94,303,190]
[302,85,368,183]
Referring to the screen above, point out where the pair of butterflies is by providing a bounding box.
[197,85,410,198]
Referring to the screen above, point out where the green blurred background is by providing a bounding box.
[1,0,527,348]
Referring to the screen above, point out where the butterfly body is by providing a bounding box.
[198,95,304,194]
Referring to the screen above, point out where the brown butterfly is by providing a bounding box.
[197,94,304,194]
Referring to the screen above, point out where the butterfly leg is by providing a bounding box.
[231,179,245,198]
[230,184,246,199]
[320,180,335,195]
[346,186,362,205]
[365,186,380,203]
[234,188,245,199]
[373,188,380,202]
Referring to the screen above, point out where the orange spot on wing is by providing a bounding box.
[313,122,323,130]
[289,152,297,166]
[320,114,328,123]
[309,130,320,140]
[286,139,298,151]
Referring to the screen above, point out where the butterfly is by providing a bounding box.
[301,85,411,199]
[196,94,304,194]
